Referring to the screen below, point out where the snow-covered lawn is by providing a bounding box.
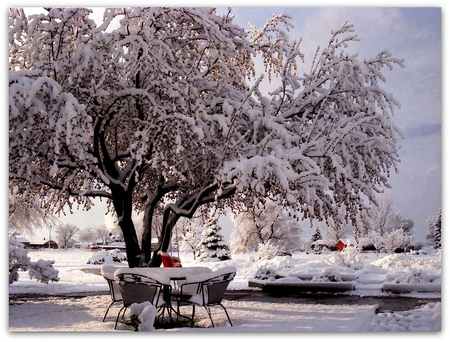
[9,295,441,332]
[9,248,442,332]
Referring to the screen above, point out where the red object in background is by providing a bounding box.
[337,240,347,251]
[157,251,182,267]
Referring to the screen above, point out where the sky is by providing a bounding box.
[11,3,443,245]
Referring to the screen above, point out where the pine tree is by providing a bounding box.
[310,227,323,244]
[197,216,231,261]
[434,212,442,249]
[427,210,441,249]
[310,227,324,253]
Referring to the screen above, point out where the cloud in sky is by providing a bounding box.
[404,123,441,139]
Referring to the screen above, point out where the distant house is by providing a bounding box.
[336,237,357,251]
[17,237,30,247]
[337,240,347,251]
[28,239,58,249]
[358,236,376,252]
[311,240,336,252]
[99,241,126,251]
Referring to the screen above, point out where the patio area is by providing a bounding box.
[102,263,237,330]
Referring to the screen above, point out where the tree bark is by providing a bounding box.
[141,199,156,266]
[119,213,141,268]
[111,186,142,268]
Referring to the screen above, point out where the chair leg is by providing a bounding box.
[204,306,216,327]
[191,305,196,327]
[176,303,180,325]
[166,303,174,323]
[115,306,126,330]
[202,305,233,328]
[220,304,233,326]
[102,301,114,322]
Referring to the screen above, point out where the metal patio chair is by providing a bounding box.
[100,266,123,322]
[113,272,168,329]
[174,267,236,327]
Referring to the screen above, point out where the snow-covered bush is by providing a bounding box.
[393,267,432,284]
[384,227,413,253]
[373,253,413,269]
[328,246,364,270]
[9,237,59,284]
[258,242,278,260]
[254,264,278,281]
[127,301,158,331]
[86,249,127,265]
[254,256,296,280]
[258,241,292,260]
[312,268,343,283]
[375,252,441,285]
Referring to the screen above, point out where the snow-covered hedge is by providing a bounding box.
[258,242,292,260]
[86,249,127,265]
[372,250,441,293]
[328,246,365,270]
[254,256,297,280]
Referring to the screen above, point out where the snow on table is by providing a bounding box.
[113,266,215,285]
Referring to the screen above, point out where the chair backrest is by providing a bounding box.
[101,266,122,301]
[105,277,122,301]
[119,282,160,307]
[203,272,235,305]
[115,273,165,307]
[184,271,235,306]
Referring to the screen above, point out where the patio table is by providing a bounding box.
[113,266,213,324]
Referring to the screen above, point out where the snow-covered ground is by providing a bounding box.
[9,248,442,333]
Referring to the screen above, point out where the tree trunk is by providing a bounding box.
[140,200,154,266]
[141,178,178,266]
[119,215,141,268]
[111,187,142,268]
[149,210,180,267]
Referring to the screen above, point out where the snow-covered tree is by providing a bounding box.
[353,195,414,252]
[9,8,403,267]
[9,235,59,284]
[55,223,79,248]
[9,190,58,236]
[384,226,413,253]
[178,217,202,259]
[426,210,441,249]
[197,216,231,261]
[230,199,301,255]
[310,227,322,244]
